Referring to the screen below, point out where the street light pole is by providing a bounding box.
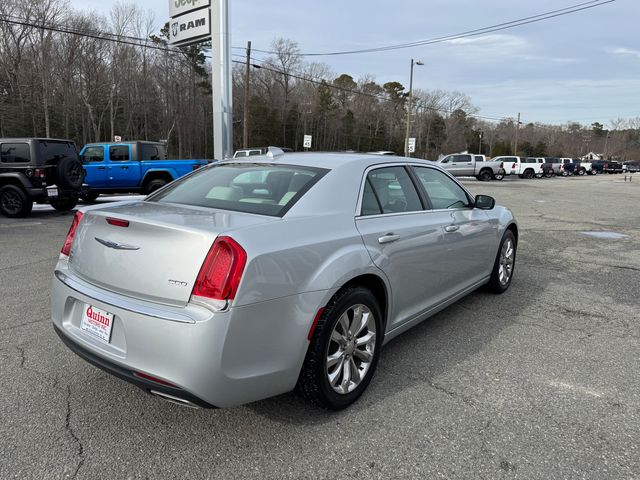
[404,59,423,157]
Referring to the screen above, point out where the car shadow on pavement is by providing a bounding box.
[246,275,534,425]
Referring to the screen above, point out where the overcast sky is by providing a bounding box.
[73,0,639,126]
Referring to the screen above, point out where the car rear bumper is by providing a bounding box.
[51,263,330,407]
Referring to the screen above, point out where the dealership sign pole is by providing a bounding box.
[168,0,233,160]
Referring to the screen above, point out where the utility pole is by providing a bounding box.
[404,58,423,157]
[242,40,251,149]
[479,131,483,155]
[513,112,521,155]
[211,0,233,160]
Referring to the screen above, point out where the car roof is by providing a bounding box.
[0,138,75,143]
[84,141,164,146]
[222,152,438,170]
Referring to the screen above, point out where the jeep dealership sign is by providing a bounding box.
[170,0,210,18]
[169,8,211,46]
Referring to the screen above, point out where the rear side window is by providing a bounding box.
[412,167,471,210]
[364,166,423,215]
[82,146,104,163]
[110,146,129,161]
[141,144,166,160]
[0,143,30,163]
[148,163,328,217]
[38,141,78,163]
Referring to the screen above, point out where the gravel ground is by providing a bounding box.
[0,176,638,480]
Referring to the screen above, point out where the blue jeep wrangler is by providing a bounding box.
[79,141,208,201]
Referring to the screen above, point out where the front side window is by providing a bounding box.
[0,143,30,163]
[363,166,423,215]
[82,146,104,163]
[412,167,471,210]
[148,163,327,217]
[110,146,130,161]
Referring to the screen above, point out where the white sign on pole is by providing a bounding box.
[408,137,416,153]
[169,8,211,46]
[114,135,122,142]
[303,135,312,149]
[170,0,210,18]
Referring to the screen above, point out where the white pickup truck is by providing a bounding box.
[437,154,506,181]
[492,156,545,179]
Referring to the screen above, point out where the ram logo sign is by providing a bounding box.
[168,8,211,46]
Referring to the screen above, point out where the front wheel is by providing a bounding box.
[50,196,78,212]
[578,168,586,176]
[297,286,383,410]
[485,230,517,294]
[494,170,505,181]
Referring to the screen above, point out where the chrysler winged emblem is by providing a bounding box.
[95,237,140,251]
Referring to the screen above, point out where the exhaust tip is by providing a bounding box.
[149,390,200,409]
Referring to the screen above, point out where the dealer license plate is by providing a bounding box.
[80,304,114,343]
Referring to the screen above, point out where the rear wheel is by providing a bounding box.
[477,169,493,182]
[50,196,78,212]
[297,286,383,410]
[144,178,168,194]
[494,170,505,181]
[485,230,516,294]
[0,185,32,218]
[578,168,586,176]
[80,192,100,203]
[523,169,535,179]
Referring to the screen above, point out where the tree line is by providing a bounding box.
[1,0,639,160]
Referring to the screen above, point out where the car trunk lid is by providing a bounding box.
[69,201,275,306]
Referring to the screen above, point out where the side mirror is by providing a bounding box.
[475,194,495,210]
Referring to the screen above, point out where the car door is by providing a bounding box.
[107,144,137,187]
[453,154,475,176]
[355,165,446,328]
[410,165,498,294]
[80,146,108,188]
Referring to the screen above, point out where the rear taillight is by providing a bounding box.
[192,164,203,171]
[500,162,504,168]
[512,163,516,168]
[191,236,247,302]
[34,168,46,179]
[61,211,83,257]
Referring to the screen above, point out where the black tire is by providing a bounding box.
[477,169,492,182]
[578,168,586,176]
[50,196,78,212]
[80,192,100,203]
[0,185,33,218]
[55,157,84,189]
[296,286,383,410]
[144,178,168,194]
[485,230,517,294]
[494,170,505,181]
[523,169,535,179]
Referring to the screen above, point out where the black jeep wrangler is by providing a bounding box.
[0,138,85,217]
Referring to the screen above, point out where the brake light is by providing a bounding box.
[500,162,503,168]
[192,236,247,301]
[61,211,83,257]
[34,168,46,179]
[512,163,516,169]
[106,217,129,227]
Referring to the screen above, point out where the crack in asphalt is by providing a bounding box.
[65,385,85,479]
[0,256,57,273]
[0,318,46,332]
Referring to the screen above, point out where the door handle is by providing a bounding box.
[378,233,400,244]
[120,166,129,169]
[97,166,106,170]
[445,225,460,233]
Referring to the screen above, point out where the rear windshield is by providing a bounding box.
[148,163,328,217]
[38,140,79,163]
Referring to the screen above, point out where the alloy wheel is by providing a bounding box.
[498,238,515,286]
[326,304,376,395]
[1,190,22,215]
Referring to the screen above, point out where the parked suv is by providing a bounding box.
[0,138,84,217]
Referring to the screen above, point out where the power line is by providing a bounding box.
[278,0,616,57]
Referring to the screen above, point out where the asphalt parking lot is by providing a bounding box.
[1,176,638,479]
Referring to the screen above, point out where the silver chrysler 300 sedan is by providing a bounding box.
[52,151,517,410]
